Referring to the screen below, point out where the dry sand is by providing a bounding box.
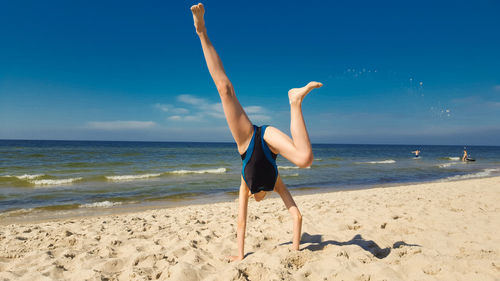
[1,176,499,281]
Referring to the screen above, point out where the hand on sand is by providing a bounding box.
[226,255,243,262]
[190,3,206,34]
[288,81,323,105]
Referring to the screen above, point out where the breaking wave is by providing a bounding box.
[444,169,500,181]
[1,174,82,186]
[1,174,44,180]
[437,162,462,168]
[80,201,122,208]
[440,157,461,161]
[358,160,396,164]
[32,177,83,186]
[106,173,162,181]
[278,166,310,170]
[167,168,227,174]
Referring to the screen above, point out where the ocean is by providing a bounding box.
[1,140,499,221]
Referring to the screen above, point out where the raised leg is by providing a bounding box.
[191,3,253,154]
[274,176,302,250]
[264,82,323,167]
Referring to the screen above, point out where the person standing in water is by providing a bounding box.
[462,147,468,162]
[190,3,322,261]
[411,150,421,158]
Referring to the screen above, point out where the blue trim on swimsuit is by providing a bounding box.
[241,125,256,185]
[261,125,278,180]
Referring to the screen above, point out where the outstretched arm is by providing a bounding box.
[275,176,302,250]
[229,178,249,261]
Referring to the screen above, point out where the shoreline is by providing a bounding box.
[1,176,498,280]
[1,173,499,225]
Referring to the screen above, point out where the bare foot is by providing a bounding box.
[288,81,323,105]
[190,3,206,34]
[227,255,243,262]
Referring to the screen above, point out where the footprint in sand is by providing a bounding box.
[168,262,201,281]
[337,250,349,259]
[234,262,274,281]
[131,266,156,280]
[101,258,124,272]
[42,264,66,280]
[396,247,422,258]
[356,273,371,281]
[422,264,441,275]
[133,254,156,267]
[492,262,500,270]
[347,220,362,230]
[110,239,122,246]
[281,251,313,270]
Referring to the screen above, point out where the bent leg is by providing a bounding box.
[274,176,302,250]
[264,82,322,167]
[191,4,253,153]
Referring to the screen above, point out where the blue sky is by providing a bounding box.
[1,0,499,145]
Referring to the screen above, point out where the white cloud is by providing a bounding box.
[168,115,182,121]
[207,102,223,112]
[178,94,206,105]
[244,105,271,122]
[154,103,171,112]
[172,107,189,114]
[170,95,225,120]
[453,96,500,108]
[87,121,156,130]
[248,114,271,122]
[154,103,189,114]
[204,102,225,119]
[206,112,225,119]
[157,95,271,123]
[244,106,264,114]
[167,115,202,122]
[184,115,201,121]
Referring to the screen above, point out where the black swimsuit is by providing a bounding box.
[241,125,278,194]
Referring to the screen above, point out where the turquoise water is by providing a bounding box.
[1,140,499,216]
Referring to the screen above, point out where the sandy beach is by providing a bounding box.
[1,176,499,281]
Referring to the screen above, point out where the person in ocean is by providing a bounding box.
[462,147,468,162]
[411,150,421,158]
[190,3,322,261]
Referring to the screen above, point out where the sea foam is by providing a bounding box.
[168,168,227,174]
[437,162,464,168]
[444,168,500,181]
[106,173,162,181]
[278,166,310,169]
[1,174,81,186]
[32,177,83,186]
[1,174,44,180]
[282,173,300,177]
[15,174,45,180]
[358,160,396,164]
[80,201,122,208]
